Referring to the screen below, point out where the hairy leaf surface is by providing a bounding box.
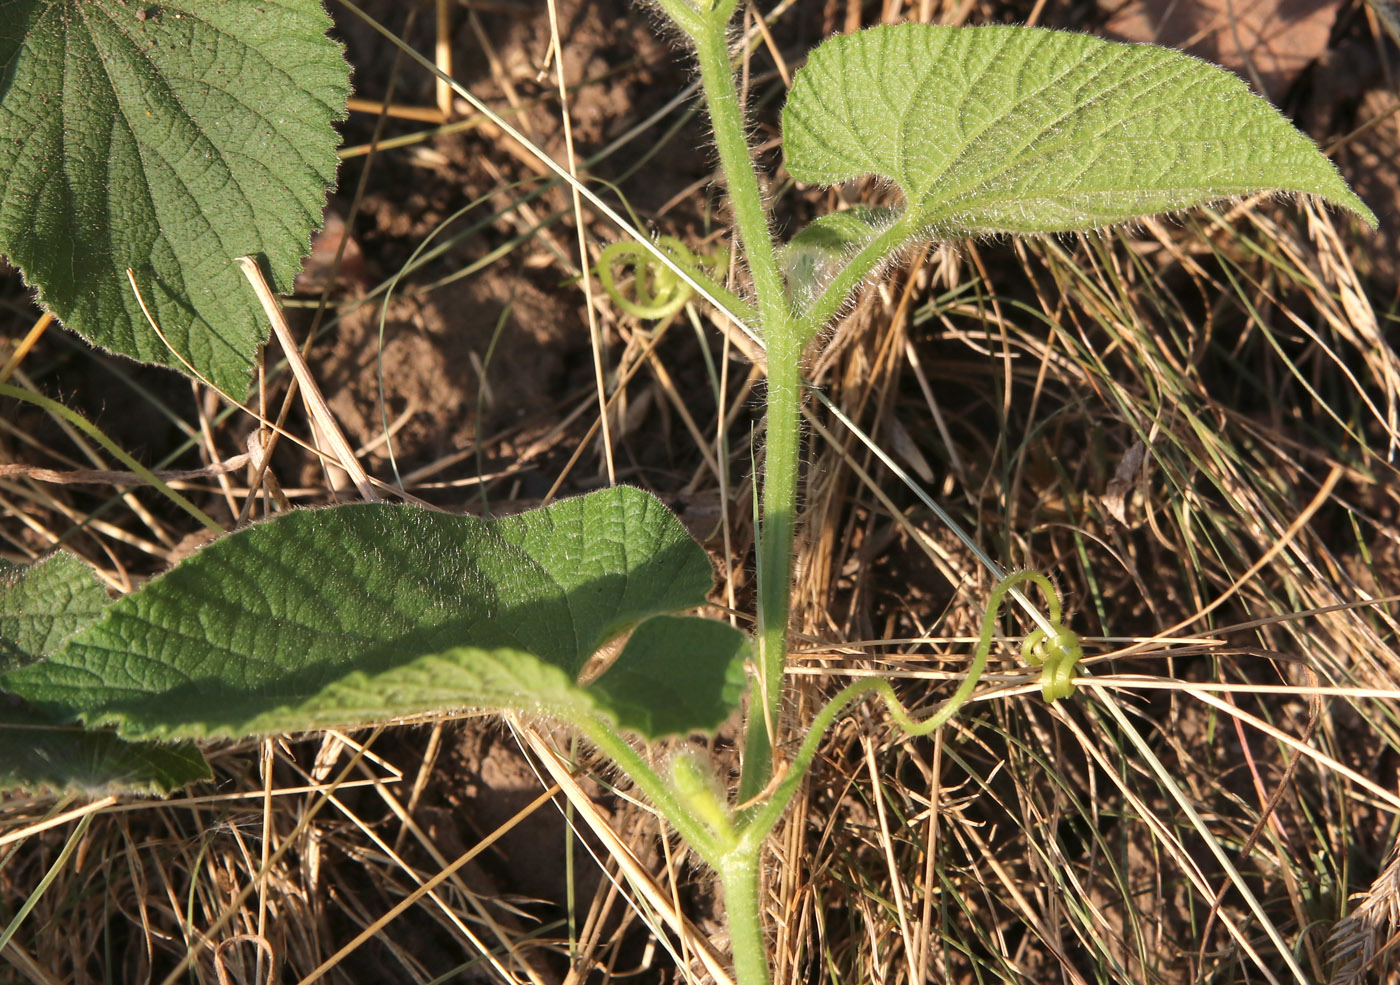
[5,488,748,742]
[783,24,1375,235]
[0,1,349,392]
[0,553,109,669]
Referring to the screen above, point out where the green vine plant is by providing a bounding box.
[0,2,1376,984]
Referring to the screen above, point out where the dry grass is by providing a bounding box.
[776,197,1400,985]
[2,1,1399,983]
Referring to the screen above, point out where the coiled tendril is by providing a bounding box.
[596,236,724,320]
[746,570,1083,831]
[902,568,1083,734]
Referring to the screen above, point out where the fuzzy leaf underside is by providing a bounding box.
[0,0,350,393]
[3,488,748,743]
[0,553,208,794]
[782,24,1376,235]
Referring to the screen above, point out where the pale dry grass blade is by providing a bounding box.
[239,257,378,502]
[514,719,736,985]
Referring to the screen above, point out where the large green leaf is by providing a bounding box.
[0,554,209,794]
[782,24,1376,235]
[588,616,750,738]
[0,1,349,393]
[4,488,749,743]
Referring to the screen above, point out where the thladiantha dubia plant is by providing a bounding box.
[0,2,1373,983]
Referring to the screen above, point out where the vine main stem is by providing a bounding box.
[689,9,787,322]
[643,4,811,983]
[717,851,771,985]
[686,6,803,800]
[747,327,800,799]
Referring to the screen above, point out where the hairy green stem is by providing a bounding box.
[717,850,770,985]
[742,326,800,800]
[680,3,806,799]
[640,9,810,982]
[688,13,788,330]
[800,211,923,330]
[577,718,725,868]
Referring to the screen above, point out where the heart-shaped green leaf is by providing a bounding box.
[0,1,350,393]
[5,488,748,743]
[782,24,1376,235]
